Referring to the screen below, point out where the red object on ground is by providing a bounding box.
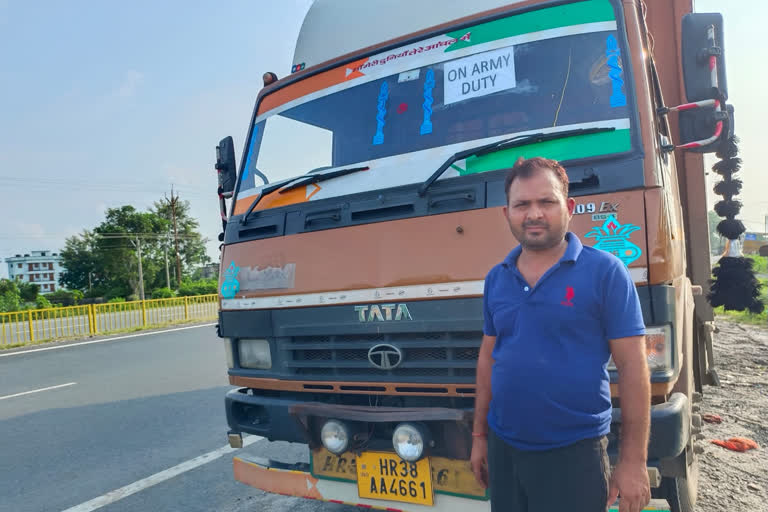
[702,413,723,424]
[711,437,759,452]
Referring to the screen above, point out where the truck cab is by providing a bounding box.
[215,1,731,510]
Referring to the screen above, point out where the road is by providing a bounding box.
[0,324,352,512]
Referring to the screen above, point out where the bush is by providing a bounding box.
[35,295,52,309]
[151,287,175,299]
[47,290,81,306]
[178,279,217,296]
[107,297,126,303]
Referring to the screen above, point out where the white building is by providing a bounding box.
[5,250,64,294]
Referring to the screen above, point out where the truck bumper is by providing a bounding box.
[232,455,670,512]
[233,455,491,512]
[228,388,691,462]
[610,392,691,461]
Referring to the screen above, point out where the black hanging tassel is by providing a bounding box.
[708,134,765,314]
[715,136,739,159]
[712,157,742,176]
[714,199,742,219]
[716,218,745,240]
[708,257,764,314]
[713,177,742,198]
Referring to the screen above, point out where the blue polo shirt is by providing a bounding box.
[483,232,645,451]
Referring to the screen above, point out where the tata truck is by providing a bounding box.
[214,1,731,511]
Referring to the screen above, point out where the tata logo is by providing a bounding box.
[368,344,403,370]
[354,304,412,322]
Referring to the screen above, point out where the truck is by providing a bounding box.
[214,1,732,511]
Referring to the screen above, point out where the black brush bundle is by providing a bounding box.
[707,136,765,313]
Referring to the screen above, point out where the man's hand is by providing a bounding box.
[607,461,650,512]
[470,436,489,488]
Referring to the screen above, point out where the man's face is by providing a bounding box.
[503,167,575,251]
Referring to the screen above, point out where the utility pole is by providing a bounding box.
[166,187,183,289]
[128,236,145,301]
[164,242,171,289]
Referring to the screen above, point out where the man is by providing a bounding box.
[470,157,651,512]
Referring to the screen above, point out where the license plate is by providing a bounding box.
[356,451,434,506]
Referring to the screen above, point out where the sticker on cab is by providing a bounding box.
[443,46,516,105]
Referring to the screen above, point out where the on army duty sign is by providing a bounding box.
[443,46,516,105]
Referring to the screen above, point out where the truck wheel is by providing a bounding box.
[657,449,699,512]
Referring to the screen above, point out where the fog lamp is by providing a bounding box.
[392,422,429,462]
[321,419,350,455]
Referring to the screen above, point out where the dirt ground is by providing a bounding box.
[696,319,768,512]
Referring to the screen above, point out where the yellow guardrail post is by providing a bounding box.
[184,296,190,320]
[27,310,35,343]
[141,300,147,327]
[88,304,96,335]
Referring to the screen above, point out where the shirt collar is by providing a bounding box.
[502,232,583,268]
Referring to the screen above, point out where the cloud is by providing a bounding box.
[113,70,145,98]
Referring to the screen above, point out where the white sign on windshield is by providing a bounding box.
[443,46,516,105]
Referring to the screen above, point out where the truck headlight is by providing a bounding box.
[321,420,350,455]
[239,339,272,369]
[393,422,429,462]
[608,325,673,373]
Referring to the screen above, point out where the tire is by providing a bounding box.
[655,450,699,512]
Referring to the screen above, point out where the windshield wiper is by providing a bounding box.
[240,166,369,225]
[417,127,616,196]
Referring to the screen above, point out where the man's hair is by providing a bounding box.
[503,157,569,203]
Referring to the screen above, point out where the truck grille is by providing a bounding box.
[279,332,480,382]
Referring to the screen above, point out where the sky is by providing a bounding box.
[1,0,766,279]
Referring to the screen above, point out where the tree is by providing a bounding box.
[60,230,102,293]
[0,279,21,313]
[152,196,209,286]
[18,282,40,303]
[59,200,210,298]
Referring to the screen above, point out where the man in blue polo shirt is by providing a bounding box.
[470,157,651,512]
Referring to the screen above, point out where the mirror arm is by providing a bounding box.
[657,99,725,152]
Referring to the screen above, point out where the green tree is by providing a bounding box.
[59,230,101,292]
[18,282,40,303]
[152,196,210,286]
[0,279,21,312]
[59,200,210,298]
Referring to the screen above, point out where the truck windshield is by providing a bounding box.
[235,1,634,214]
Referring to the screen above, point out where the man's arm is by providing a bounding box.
[471,334,496,488]
[607,335,651,512]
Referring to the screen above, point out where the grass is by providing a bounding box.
[714,277,768,325]
[748,254,768,274]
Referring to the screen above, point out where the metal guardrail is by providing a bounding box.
[0,294,218,348]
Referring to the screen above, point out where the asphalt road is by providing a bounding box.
[0,324,353,512]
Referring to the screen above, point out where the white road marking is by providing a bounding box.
[0,382,77,401]
[0,323,216,359]
[61,435,263,512]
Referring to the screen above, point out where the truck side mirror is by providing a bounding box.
[216,136,238,197]
[660,13,731,153]
[681,13,728,102]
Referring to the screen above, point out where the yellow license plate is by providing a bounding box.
[356,451,434,506]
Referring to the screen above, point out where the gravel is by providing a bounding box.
[696,319,768,512]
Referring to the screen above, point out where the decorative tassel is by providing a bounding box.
[713,199,742,219]
[716,218,745,240]
[708,135,765,314]
[713,177,742,198]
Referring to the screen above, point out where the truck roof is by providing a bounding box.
[293,0,526,70]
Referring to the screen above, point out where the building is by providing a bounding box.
[744,232,768,255]
[5,251,64,294]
